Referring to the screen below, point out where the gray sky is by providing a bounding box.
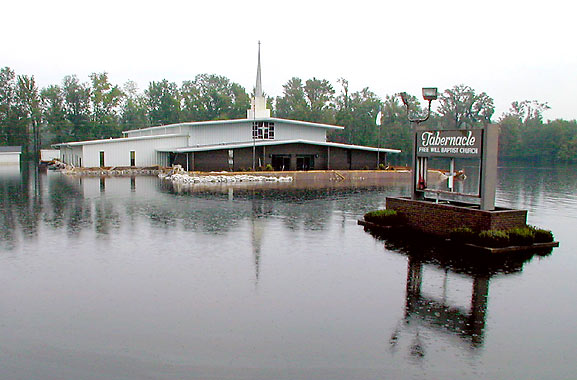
[3,0,575,121]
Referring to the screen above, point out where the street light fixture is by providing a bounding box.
[400,87,438,124]
[400,87,438,200]
[422,87,438,101]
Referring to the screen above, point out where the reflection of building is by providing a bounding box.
[54,44,400,170]
[0,146,21,165]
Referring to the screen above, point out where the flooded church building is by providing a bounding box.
[54,45,399,171]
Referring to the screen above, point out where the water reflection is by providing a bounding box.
[365,226,547,358]
[0,164,44,249]
[1,164,575,379]
[0,169,407,251]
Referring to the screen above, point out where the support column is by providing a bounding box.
[469,275,490,346]
[480,124,499,210]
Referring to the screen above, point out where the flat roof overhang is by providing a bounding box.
[157,139,401,154]
[51,133,189,149]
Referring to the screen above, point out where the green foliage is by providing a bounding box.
[90,72,124,139]
[331,79,383,148]
[304,77,335,123]
[62,75,92,141]
[181,74,250,122]
[0,67,42,155]
[41,84,71,144]
[498,99,577,162]
[529,226,554,243]
[437,84,494,129]
[363,209,399,226]
[451,225,555,247]
[1,64,576,166]
[265,164,274,171]
[449,227,476,243]
[275,77,308,121]
[145,79,180,126]
[477,230,510,248]
[507,227,535,246]
[120,80,149,132]
[275,76,335,123]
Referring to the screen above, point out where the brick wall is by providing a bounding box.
[386,197,527,237]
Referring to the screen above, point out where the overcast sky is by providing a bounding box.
[2,0,575,121]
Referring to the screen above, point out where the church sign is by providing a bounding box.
[416,129,483,158]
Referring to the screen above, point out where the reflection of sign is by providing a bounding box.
[417,129,483,158]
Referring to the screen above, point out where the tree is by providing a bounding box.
[303,77,335,123]
[180,74,249,121]
[0,67,19,145]
[230,82,251,118]
[62,75,92,140]
[275,76,335,124]
[379,94,413,158]
[498,100,551,160]
[90,72,124,138]
[437,84,494,129]
[333,78,353,143]
[16,75,41,156]
[41,85,71,144]
[275,77,308,121]
[120,80,148,131]
[145,80,180,126]
[0,68,41,155]
[506,100,550,124]
[332,79,381,147]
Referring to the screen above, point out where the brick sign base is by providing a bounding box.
[386,197,527,237]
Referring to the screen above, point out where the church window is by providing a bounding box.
[252,122,275,140]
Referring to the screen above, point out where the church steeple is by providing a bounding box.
[247,41,271,119]
[255,41,263,98]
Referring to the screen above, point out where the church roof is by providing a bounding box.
[122,117,344,135]
[156,139,400,154]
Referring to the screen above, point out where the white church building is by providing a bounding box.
[54,45,400,171]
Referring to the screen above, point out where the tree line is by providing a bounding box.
[1,66,576,162]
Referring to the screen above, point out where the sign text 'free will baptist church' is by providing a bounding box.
[416,130,483,158]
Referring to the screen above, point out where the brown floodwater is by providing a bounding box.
[0,163,575,379]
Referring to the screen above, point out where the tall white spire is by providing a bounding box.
[255,40,263,98]
[247,41,271,119]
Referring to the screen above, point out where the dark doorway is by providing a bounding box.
[271,154,291,171]
[347,150,352,170]
[296,155,314,171]
[99,151,105,167]
[130,151,135,167]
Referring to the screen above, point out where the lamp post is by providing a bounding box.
[399,87,438,199]
[376,107,382,169]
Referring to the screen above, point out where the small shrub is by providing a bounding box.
[507,227,535,246]
[530,226,554,243]
[265,164,274,171]
[477,230,510,248]
[364,209,399,226]
[450,227,476,244]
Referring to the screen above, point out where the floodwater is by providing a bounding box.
[0,163,575,380]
